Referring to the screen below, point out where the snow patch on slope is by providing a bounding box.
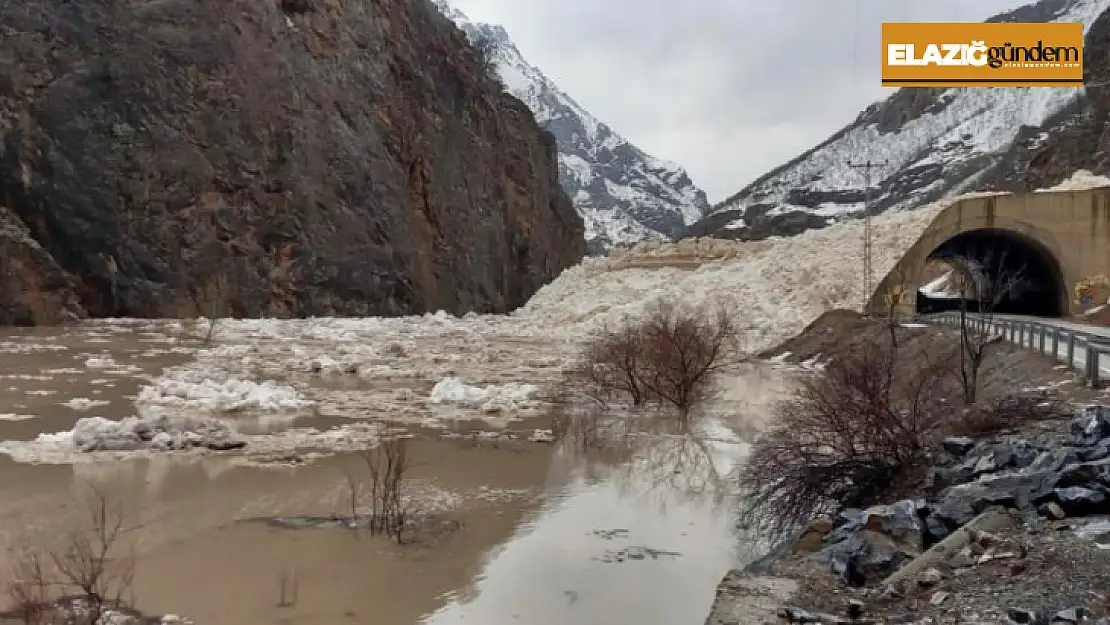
[707,0,1110,231]
[434,0,708,251]
[1036,169,1110,191]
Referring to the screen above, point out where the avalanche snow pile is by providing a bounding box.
[433,0,708,252]
[8,174,1110,465]
[697,0,1110,237]
[524,169,1110,347]
[518,192,977,350]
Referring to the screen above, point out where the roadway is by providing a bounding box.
[990,313,1110,339]
[923,312,1110,382]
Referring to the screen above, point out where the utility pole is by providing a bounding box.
[848,159,888,314]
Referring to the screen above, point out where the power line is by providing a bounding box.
[848,159,888,314]
[850,0,859,91]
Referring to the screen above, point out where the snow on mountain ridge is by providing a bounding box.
[696,0,1110,239]
[434,0,710,253]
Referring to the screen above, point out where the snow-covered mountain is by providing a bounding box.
[433,1,709,253]
[687,0,1110,242]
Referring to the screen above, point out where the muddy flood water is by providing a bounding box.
[0,319,790,625]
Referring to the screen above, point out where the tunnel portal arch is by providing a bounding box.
[913,227,1068,318]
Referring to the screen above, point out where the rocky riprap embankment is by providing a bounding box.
[0,0,584,325]
[715,405,1110,624]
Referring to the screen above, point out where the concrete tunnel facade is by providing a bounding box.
[866,186,1110,319]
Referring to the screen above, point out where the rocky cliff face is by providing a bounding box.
[434,1,710,254]
[0,0,584,324]
[686,0,1110,242]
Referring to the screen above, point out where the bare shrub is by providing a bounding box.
[4,489,137,625]
[6,547,49,625]
[546,384,739,506]
[548,299,740,504]
[949,389,1068,436]
[737,339,959,539]
[344,437,414,544]
[637,300,739,418]
[570,298,740,418]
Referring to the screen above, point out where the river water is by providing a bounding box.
[0,319,789,625]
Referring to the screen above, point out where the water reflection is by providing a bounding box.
[422,414,749,625]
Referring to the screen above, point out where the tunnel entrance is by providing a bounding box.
[914,228,1066,318]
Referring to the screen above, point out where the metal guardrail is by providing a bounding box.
[920,312,1110,388]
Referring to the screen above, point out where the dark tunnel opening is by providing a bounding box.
[914,228,1066,318]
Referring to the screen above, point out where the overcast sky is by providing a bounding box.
[451,0,1027,204]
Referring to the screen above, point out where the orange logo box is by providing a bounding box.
[881,22,1084,87]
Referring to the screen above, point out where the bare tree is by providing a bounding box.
[880,264,913,351]
[50,491,135,625]
[870,264,916,400]
[949,250,1027,404]
[736,338,959,539]
[197,274,233,345]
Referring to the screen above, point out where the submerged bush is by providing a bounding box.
[736,338,959,538]
[570,298,741,419]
